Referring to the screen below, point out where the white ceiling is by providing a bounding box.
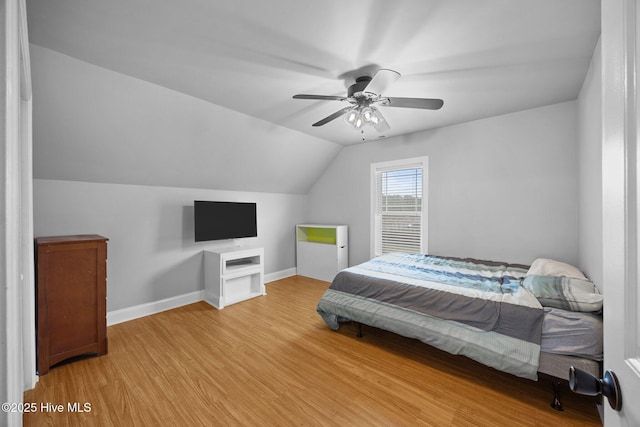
[26,0,601,146]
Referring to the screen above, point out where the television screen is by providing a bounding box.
[194,201,257,242]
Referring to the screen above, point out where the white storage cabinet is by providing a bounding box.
[296,224,348,282]
[204,246,265,309]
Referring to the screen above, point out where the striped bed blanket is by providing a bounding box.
[317,253,544,380]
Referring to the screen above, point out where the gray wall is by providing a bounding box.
[577,39,603,289]
[306,102,580,267]
[33,179,307,312]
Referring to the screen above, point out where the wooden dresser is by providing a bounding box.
[35,234,108,375]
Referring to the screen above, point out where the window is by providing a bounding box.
[371,157,428,257]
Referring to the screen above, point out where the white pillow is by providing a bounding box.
[526,258,587,280]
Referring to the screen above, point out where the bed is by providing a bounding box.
[316,253,603,406]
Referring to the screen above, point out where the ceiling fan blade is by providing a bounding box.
[312,106,353,127]
[384,97,444,110]
[293,94,347,101]
[363,69,401,95]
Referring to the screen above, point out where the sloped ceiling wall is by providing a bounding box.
[31,45,342,195]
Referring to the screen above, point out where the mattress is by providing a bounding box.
[541,307,603,360]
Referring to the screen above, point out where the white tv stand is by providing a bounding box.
[203,246,265,309]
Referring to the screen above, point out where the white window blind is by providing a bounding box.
[371,157,428,257]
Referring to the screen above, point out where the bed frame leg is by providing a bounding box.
[356,323,363,338]
[550,381,564,411]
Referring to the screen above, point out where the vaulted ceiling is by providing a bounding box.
[25,0,601,195]
[27,0,600,146]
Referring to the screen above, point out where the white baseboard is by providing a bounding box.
[107,290,204,326]
[265,267,296,283]
[107,268,296,326]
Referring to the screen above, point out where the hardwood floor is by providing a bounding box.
[24,276,601,426]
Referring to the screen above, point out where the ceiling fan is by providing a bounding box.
[293,69,443,132]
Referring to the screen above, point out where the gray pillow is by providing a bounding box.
[523,275,602,312]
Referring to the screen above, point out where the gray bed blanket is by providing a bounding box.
[317,253,544,380]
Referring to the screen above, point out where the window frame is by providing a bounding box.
[370,156,429,258]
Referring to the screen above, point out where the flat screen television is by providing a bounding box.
[194,201,257,242]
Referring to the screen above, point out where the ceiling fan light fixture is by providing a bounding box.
[344,107,364,130]
[371,106,389,132]
[361,107,377,124]
[345,109,359,126]
[344,104,387,131]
